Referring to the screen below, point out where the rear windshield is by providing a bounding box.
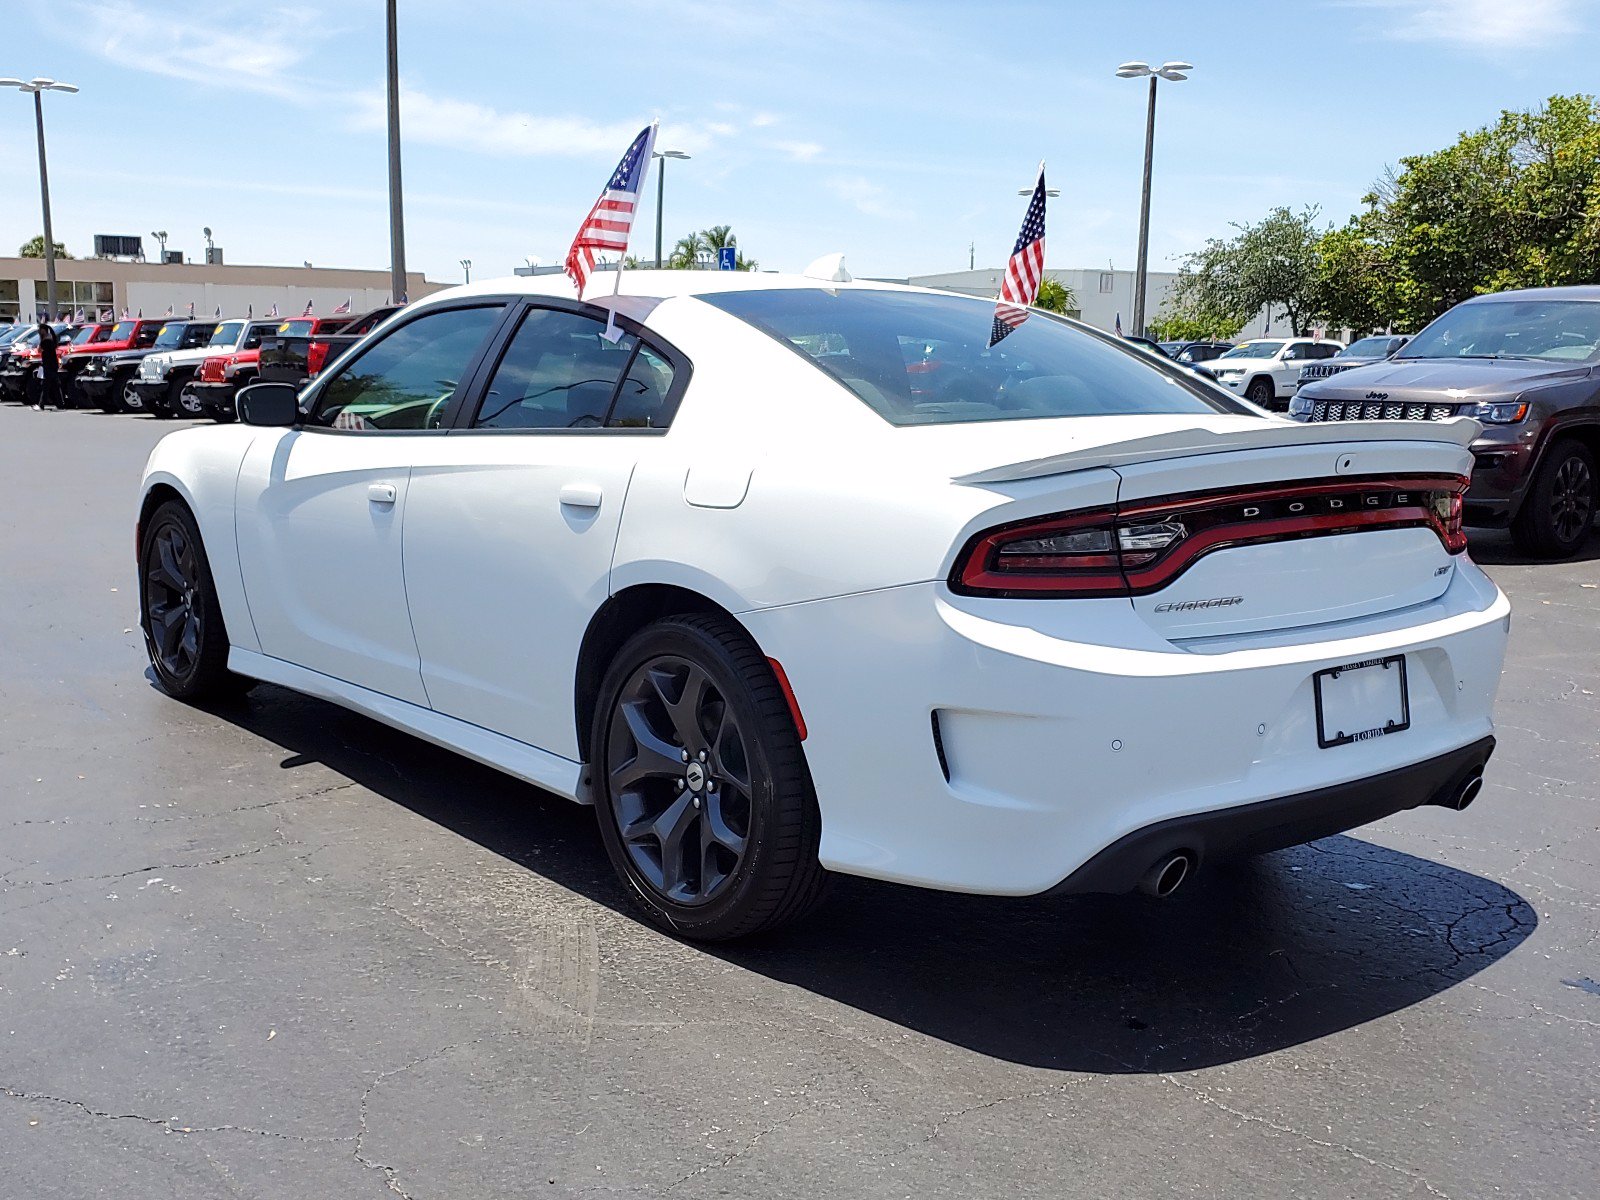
[700,288,1236,425]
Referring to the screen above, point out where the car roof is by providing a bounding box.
[414,269,990,309]
[1466,285,1600,304]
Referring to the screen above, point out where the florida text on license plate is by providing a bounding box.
[1313,655,1410,749]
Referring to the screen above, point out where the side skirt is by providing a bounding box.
[228,648,588,803]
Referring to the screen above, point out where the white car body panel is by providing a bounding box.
[1208,339,1346,401]
[139,323,250,383]
[137,272,1509,897]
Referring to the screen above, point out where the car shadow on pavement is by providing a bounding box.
[199,682,1537,1075]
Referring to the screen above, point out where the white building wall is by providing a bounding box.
[123,283,398,321]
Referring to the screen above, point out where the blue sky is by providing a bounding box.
[3,0,1596,285]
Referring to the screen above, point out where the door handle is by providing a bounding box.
[368,483,397,506]
[558,483,604,510]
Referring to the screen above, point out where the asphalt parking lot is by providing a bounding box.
[1,403,1596,1199]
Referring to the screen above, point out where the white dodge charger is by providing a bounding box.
[136,272,1509,940]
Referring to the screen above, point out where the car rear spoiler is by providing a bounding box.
[952,417,1482,484]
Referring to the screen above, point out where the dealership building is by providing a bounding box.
[0,255,443,324]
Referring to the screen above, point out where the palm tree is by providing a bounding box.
[667,232,708,269]
[1033,278,1076,314]
[698,225,758,271]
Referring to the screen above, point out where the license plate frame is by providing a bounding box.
[1313,654,1410,749]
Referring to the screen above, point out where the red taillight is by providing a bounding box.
[951,474,1469,599]
[307,341,330,376]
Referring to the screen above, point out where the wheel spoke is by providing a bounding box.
[152,537,185,592]
[649,663,710,749]
[652,792,697,895]
[709,707,752,797]
[179,613,200,664]
[152,603,184,659]
[611,699,686,789]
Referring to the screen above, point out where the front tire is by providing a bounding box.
[176,383,205,418]
[1246,377,1276,407]
[591,614,827,940]
[1511,439,1596,558]
[138,501,246,701]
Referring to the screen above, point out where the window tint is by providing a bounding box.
[311,304,504,431]
[702,288,1234,425]
[473,307,642,430]
[610,345,679,428]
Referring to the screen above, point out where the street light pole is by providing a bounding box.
[652,150,690,269]
[1116,60,1191,339]
[459,259,472,283]
[385,0,408,304]
[1132,74,1157,340]
[1,77,78,320]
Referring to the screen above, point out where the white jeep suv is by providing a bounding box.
[1208,337,1345,410]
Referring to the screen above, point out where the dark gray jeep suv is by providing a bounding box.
[1291,286,1600,557]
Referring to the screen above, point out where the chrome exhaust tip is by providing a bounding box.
[1450,771,1484,812]
[1138,851,1194,898]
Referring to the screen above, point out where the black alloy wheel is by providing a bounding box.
[593,614,827,940]
[139,502,245,701]
[1512,439,1596,558]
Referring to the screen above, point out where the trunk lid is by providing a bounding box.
[941,414,1473,640]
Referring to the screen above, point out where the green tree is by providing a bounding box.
[1033,278,1076,314]
[668,226,758,270]
[19,235,71,259]
[1173,206,1325,336]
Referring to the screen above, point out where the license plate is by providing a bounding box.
[1313,655,1410,749]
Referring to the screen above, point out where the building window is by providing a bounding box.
[1098,272,1115,294]
[0,279,18,322]
[63,281,113,315]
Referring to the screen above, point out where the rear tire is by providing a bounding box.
[591,613,827,941]
[1511,439,1596,558]
[138,501,250,702]
[1246,377,1276,407]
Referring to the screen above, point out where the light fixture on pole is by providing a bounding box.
[652,149,691,269]
[1115,59,1191,339]
[460,259,472,283]
[151,230,168,261]
[1018,187,1062,197]
[0,76,79,320]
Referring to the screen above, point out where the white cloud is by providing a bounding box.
[1343,0,1581,50]
[345,87,649,158]
[773,140,825,162]
[64,0,316,96]
[827,175,901,219]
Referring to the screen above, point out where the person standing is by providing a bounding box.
[35,318,63,410]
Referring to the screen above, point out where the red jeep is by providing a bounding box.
[190,319,283,422]
[59,318,167,407]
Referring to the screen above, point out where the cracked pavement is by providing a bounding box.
[1,406,1596,1198]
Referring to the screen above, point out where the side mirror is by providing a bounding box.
[237,382,300,427]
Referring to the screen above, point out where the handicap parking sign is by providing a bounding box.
[718,246,737,270]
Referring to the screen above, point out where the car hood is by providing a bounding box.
[1207,357,1274,371]
[1300,356,1592,402]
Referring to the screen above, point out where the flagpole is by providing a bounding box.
[601,120,658,342]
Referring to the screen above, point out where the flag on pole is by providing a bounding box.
[121,308,130,320]
[214,306,221,319]
[302,300,314,316]
[987,163,1048,348]
[74,308,84,322]
[188,301,195,319]
[248,304,254,319]
[333,296,351,315]
[1114,312,1123,337]
[564,122,657,298]
[269,303,279,319]
[164,305,174,318]
[137,308,143,319]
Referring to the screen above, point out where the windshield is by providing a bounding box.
[1398,299,1600,362]
[1343,336,1397,357]
[208,321,245,347]
[70,325,102,345]
[279,319,315,337]
[1219,340,1283,359]
[701,288,1239,426]
[107,321,136,342]
[152,324,187,349]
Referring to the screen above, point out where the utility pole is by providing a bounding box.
[385,0,408,303]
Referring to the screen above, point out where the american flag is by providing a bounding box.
[164,305,174,318]
[333,296,351,315]
[269,303,279,318]
[1115,312,1123,337]
[565,122,658,298]
[988,164,1048,347]
[302,300,314,316]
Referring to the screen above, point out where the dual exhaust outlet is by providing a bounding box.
[1131,768,1485,899]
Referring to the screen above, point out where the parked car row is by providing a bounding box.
[0,308,398,419]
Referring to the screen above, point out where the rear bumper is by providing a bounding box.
[742,561,1510,895]
[1047,735,1494,895]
